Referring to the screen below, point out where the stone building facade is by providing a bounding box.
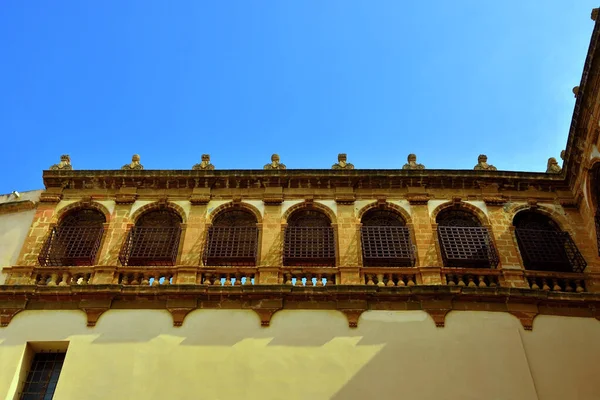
[3,10,600,400]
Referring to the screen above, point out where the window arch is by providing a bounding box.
[513,210,586,273]
[284,209,336,266]
[436,208,498,268]
[39,208,106,266]
[360,209,415,267]
[119,209,183,266]
[204,209,259,266]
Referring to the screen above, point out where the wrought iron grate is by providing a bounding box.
[515,228,587,273]
[361,226,415,267]
[283,226,336,266]
[20,352,65,400]
[119,226,181,266]
[204,226,259,266]
[437,226,498,268]
[38,226,104,267]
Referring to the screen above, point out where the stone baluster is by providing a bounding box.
[541,278,550,291]
[366,274,375,285]
[552,279,562,291]
[316,274,324,287]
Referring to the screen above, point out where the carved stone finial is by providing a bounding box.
[573,86,579,98]
[192,154,215,170]
[263,154,286,170]
[50,154,73,170]
[332,153,354,170]
[546,157,562,174]
[121,154,143,170]
[592,8,599,21]
[560,150,565,160]
[402,153,425,170]
[474,154,497,171]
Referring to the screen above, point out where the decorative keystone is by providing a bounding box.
[49,154,73,171]
[263,154,286,170]
[332,153,355,170]
[474,154,497,171]
[192,154,215,170]
[402,153,425,170]
[122,154,143,170]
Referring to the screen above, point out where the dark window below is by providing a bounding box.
[20,352,65,400]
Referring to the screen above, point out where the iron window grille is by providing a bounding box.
[437,226,499,269]
[119,226,181,266]
[20,352,65,400]
[515,228,586,273]
[38,226,104,267]
[361,226,415,267]
[283,226,336,266]
[204,226,259,266]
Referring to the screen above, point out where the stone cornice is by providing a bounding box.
[42,169,568,193]
[0,284,598,330]
[0,200,35,215]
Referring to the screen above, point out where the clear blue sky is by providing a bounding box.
[0,2,598,193]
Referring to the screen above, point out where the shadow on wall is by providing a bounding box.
[1,310,600,400]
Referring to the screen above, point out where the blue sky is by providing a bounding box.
[0,2,597,193]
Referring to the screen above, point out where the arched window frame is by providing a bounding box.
[38,208,106,267]
[203,208,260,266]
[119,208,184,267]
[283,207,336,267]
[513,210,586,273]
[360,208,416,267]
[434,207,499,269]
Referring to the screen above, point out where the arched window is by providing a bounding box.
[360,209,415,267]
[39,209,105,266]
[119,209,182,266]
[204,209,259,266]
[284,209,336,266]
[513,211,586,273]
[436,209,498,268]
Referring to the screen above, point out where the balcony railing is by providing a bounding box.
[515,228,586,273]
[119,226,181,266]
[437,226,499,269]
[203,226,258,266]
[361,226,415,267]
[38,226,104,267]
[283,226,336,267]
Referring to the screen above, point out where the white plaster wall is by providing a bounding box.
[0,209,36,284]
[0,310,598,400]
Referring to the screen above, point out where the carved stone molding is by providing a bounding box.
[339,309,365,328]
[40,192,63,203]
[483,196,507,206]
[115,194,137,204]
[406,194,430,205]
